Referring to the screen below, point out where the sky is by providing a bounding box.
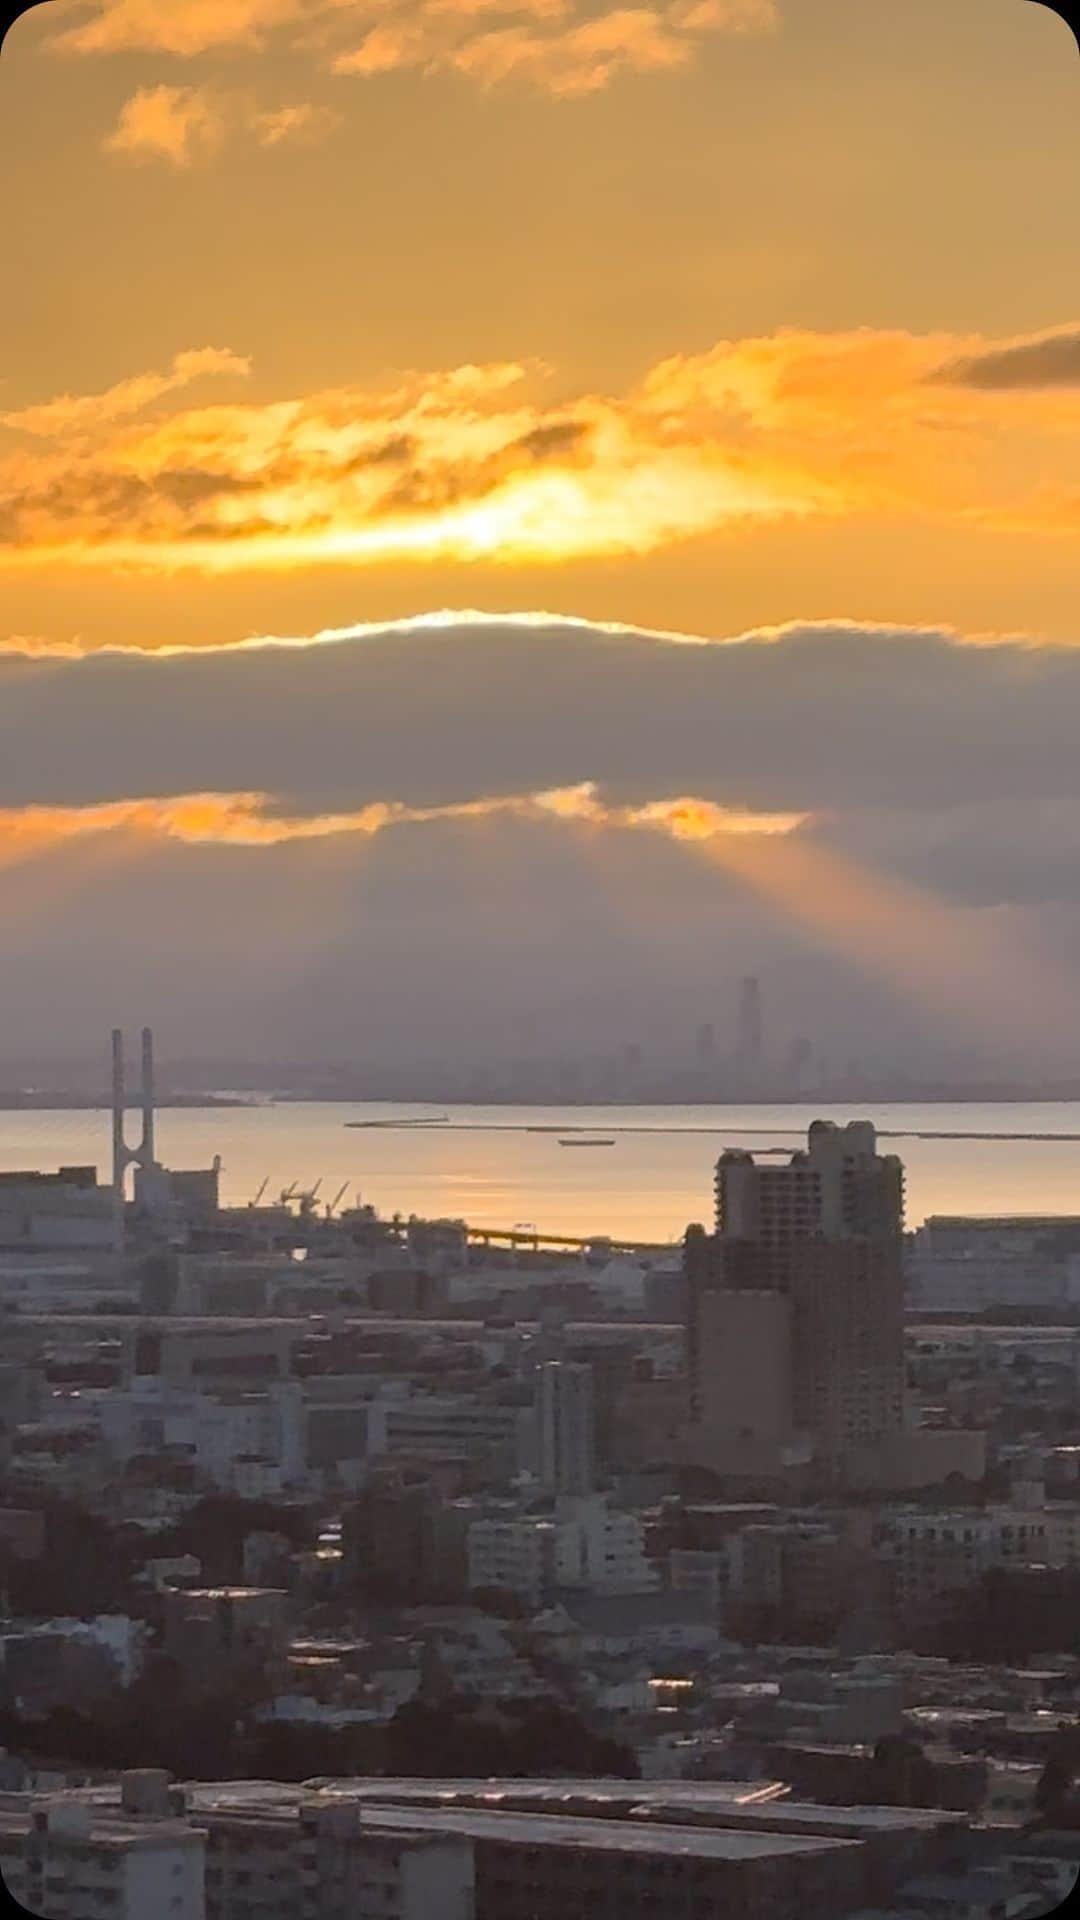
[0,0,1079,1074]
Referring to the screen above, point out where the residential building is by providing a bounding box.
[685,1121,906,1485]
[535,1361,595,1496]
[0,1783,204,1920]
[202,1793,472,1920]
[467,1515,557,1606]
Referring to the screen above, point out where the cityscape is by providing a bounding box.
[5,1,1080,1916]
[0,1031,1079,1916]
[10,974,1080,1109]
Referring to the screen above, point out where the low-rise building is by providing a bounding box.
[0,1782,205,1920]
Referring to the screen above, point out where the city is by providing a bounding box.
[4,6,1080,1915]
[1,1032,1079,1916]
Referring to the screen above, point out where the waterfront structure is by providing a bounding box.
[111,1028,156,1258]
[111,1028,221,1255]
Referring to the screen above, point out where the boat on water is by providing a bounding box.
[559,1137,616,1148]
[346,1115,449,1129]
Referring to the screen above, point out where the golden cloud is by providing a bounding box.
[57,0,778,97]
[2,349,250,438]
[104,83,230,166]
[0,783,805,869]
[1,324,1079,574]
[56,0,314,57]
[103,86,342,165]
[253,100,343,145]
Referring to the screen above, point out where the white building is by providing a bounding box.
[554,1494,659,1595]
[888,1504,1074,1618]
[467,1515,556,1605]
[908,1217,1080,1312]
[97,1381,306,1497]
[192,1786,474,1920]
[468,1495,657,1605]
[0,1793,205,1920]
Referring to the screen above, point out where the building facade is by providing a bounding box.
[685,1121,906,1485]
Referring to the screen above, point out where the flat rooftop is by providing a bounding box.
[38,1778,970,1861]
[300,1778,969,1837]
[0,1803,200,1851]
[182,1785,854,1862]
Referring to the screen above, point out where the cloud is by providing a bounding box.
[253,101,343,145]
[103,85,341,165]
[0,784,804,869]
[0,610,1075,828]
[0,610,1076,1070]
[104,84,230,166]
[341,3,719,96]
[2,350,250,439]
[930,324,1080,391]
[57,0,778,98]
[57,0,313,57]
[3,323,1080,574]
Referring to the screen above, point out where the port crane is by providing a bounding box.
[325,1182,350,1218]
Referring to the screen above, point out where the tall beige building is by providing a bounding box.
[685,1121,906,1484]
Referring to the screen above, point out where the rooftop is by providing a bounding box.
[0,1800,200,1852]
[299,1778,969,1837]
[184,1785,855,1862]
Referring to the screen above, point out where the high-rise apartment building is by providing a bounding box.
[685,1121,906,1484]
[715,1118,904,1257]
[535,1360,596,1497]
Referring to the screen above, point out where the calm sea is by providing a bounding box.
[2,1101,1080,1244]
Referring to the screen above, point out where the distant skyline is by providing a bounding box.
[1,5,1079,1069]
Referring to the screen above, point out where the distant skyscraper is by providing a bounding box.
[536,1361,596,1497]
[736,975,764,1092]
[695,1021,716,1063]
[686,1120,906,1483]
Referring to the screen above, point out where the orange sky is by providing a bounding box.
[1,0,1079,651]
[1,1,1079,1074]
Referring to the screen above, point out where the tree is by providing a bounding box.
[156,1496,316,1583]
[382,1696,638,1780]
[1034,1726,1080,1829]
[5,1500,137,1616]
[862,1737,940,1809]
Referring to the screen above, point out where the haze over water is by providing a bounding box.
[3,1103,1080,1244]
